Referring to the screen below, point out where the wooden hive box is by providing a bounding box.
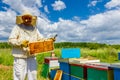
[28,40,54,55]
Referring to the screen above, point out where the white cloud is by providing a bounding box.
[88,0,102,14]
[0,31,9,37]
[88,0,98,7]
[72,16,81,21]
[0,26,5,31]
[80,9,120,44]
[37,17,85,42]
[36,9,120,44]
[0,9,16,39]
[51,0,66,11]
[35,0,42,7]
[44,5,50,13]
[2,0,42,15]
[0,0,43,41]
[105,0,120,9]
[88,0,103,7]
[1,0,120,44]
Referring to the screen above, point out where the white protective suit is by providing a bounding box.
[8,23,43,80]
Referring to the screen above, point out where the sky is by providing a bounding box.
[1,0,120,44]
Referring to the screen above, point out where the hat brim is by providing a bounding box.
[16,16,37,26]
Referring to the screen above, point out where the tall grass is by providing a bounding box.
[0,48,62,80]
[0,65,13,80]
[81,47,120,63]
[0,49,13,66]
[0,47,120,80]
[0,49,13,80]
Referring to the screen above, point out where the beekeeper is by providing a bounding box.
[8,11,48,80]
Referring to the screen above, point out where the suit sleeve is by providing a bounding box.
[36,29,45,41]
[8,26,21,46]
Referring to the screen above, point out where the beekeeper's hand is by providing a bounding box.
[37,39,44,41]
[49,34,57,42]
[23,47,30,52]
[49,37,56,42]
[21,40,29,47]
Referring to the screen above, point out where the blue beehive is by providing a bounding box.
[109,64,120,80]
[62,73,70,80]
[60,62,70,74]
[61,48,80,58]
[118,52,120,60]
[113,68,120,80]
[50,69,57,80]
[70,76,81,80]
[62,73,81,80]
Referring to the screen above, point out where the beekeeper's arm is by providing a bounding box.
[8,26,21,47]
[36,29,56,42]
[8,26,29,48]
[36,29,45,41]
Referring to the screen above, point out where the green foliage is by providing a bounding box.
[54,42,109,49]
[1,42,120,50]
[0,46,120,79]
[0,42,12,49]
[0,57,3,64]
[0,49,13,66]
[0,66,13,80]
[81,47,119,63]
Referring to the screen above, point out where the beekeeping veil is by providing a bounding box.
[16,11,37,26]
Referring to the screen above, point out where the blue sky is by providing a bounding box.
[41,0,110,22]
[0,0,120,44]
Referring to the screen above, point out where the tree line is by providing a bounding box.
[0,42,120,49]
[0,42,11,48]
[55,42,120,49]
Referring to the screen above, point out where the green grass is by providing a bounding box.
[0,66,13,80]
[0,49,13,66]
[0,48,62,80]
[81,48,120,63]
[0,48,120,80]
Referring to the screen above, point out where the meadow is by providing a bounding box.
[0,42,120,80]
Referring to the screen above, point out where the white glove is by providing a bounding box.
[8,39,21,47]
[23,47,30,52]
[49,37,56,42]
[21,40,29,47]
